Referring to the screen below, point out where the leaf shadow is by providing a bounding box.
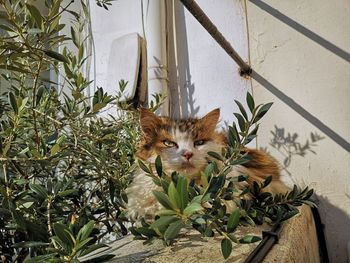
[261,125,325,184]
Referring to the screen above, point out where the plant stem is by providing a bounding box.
[33,109,63,126]
[2,163,10,201]
[47,196,59,249]
[32,55,44,151]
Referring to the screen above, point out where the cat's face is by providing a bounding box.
[137,108,226,177]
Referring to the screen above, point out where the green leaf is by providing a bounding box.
[78,45,84,62]
[28,28,43,35]
[79,243,108,257]
[0,24,14,32]
[164,220,183,241]
[253,102,273,123]
[132,227,157,238]
[304,189,314,200]
[152,190,173,210]
[227,209,240,233]
[302,200,316,207]
[183,202,203,216]
[10,209,27,229]
[70,26,79,47]
[29,183,48,199]
[155,155,162,177]
[239,235,261,244]
[168,182,181,210]
[207,151,225,162]
[262,176,272,188]
[50,144,60,155]
[48,15,60,32]
[176,176,188,211]
[281,209,299,221]
[12,241,49,248]
[53,223,74,249]
[57,189,79,197]
[204,162,215,178]
[0,65,32,74]
[244,124,259,144]
[194,217,206,225]
[79,254,115,263]
[19,97,28,112]
[229,175,248,183]
[231,123,240,143]
[228,126,237,147]
[234,113,246,132]
[191,195,205,204]
[221,238,232,259]
[234,100,248,120]
[227,233,239,243]
[44,50,68,63]
[26,4,43,28]
[138,160,151,174]
[155,209,177,217]
[36,86,46,106]
[8,92,18,114]
[77,220,95,241]
[246,92,255,113]
[46,132,58,145]
[229,156,252,166]
[150,215,178,230]
[75,237,94,252]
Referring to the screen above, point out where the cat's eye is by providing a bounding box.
[194,140,205,146]
[163,140,177,147]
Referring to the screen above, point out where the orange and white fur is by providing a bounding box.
[126,108,288,221]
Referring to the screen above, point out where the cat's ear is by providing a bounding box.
[139,108,161,138]
[200,108,220,131]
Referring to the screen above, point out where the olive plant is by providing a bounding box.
[0,0,141,262]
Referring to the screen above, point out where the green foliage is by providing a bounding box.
[130,92,315,260]
[0,0,141,262]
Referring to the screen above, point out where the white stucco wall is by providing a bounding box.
[89,0,144,95]
[246,0,350,261]
[167,0,249,126]
[89,0,249,126]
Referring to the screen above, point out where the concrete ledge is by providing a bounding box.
[80,205,319,262]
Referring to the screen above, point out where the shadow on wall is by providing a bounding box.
[249,0,350,63]
[263,127,350,261]
[251,70,350,153]
[316,195,350,262]
[261,125,325,184]
[167,1,199,119]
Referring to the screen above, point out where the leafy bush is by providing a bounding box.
[0,0,141,262]
[131,93,314,260]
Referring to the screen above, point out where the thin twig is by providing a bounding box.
[32,55,44,151]
[33,109,64,126]
[47,196,60,249]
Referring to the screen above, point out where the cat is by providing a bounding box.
[125,108,288,222]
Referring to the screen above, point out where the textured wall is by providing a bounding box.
[89,0,143,95]
[246,0,350,261]
[167,0,249,126]
[89,0,250,126]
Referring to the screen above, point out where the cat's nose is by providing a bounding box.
[182,151,193,160]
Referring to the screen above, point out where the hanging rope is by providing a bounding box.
[179,0,252,76]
